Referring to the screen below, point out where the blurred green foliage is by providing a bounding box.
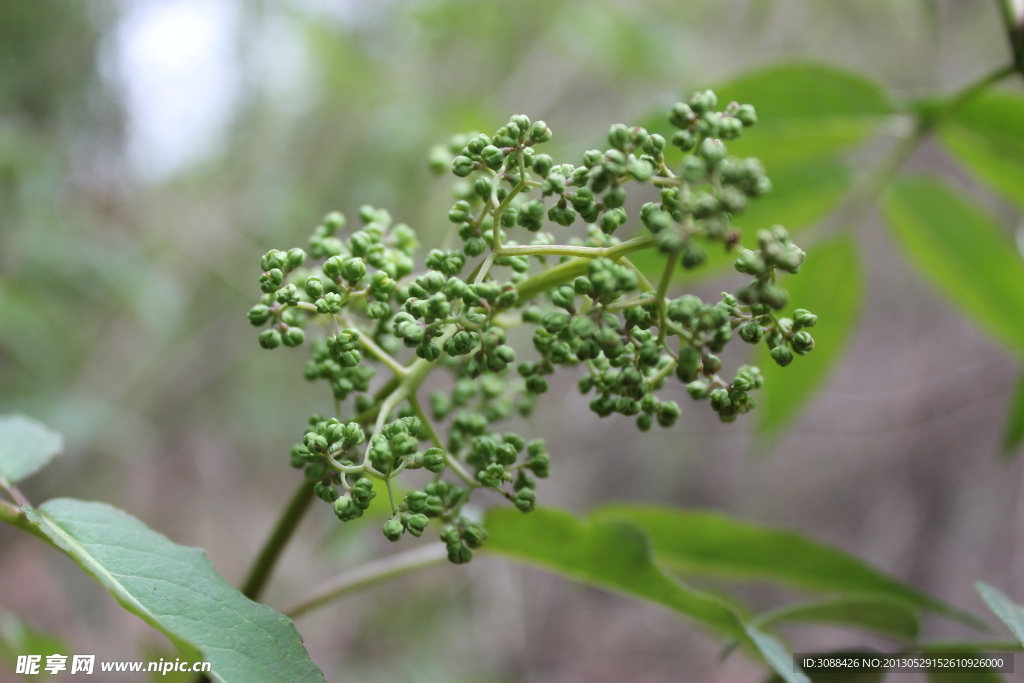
[4,0,1024,681]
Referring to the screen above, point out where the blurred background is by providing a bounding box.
[1,0,1023,681]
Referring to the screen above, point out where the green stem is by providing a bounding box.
[825,63,1017,238]
[646,358,678,388]
[654,248,681,345]
[488,150,528,256]
[0,499,49,543]
[932,64,1017,123]
[282,544,449,618]
[996,0,1024,71]
[236,373,402,602]
[241,480,317,601]
[618,256,656,293]
[0,481,52,545]
[513,234,658,304]
[341,314,407,377]
[384,476,399,516]
[0,476,29,507]
[408,394,477,487]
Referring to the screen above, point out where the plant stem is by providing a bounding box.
[996,0,1024,71]
[341,314,407,377]
[236,372,405,602]
[933,64,1017,122]
[513,234,658,303]
[0,483,50,543]
[0,477,30,507]
[655,248,681,345]
[282,544,449,618]
[825,63,1017,238]
[241,479,317,601]
[618,256,656,293]
[408,394,477,487]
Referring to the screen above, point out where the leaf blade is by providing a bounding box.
[940,91,1024,212]
[27,498,326,683]
[883,176,1024,357]
[0,414,63,485]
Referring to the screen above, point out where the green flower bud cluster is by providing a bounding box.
[248,90,816,563]
[686,364,763,423]
[733,226,806,309]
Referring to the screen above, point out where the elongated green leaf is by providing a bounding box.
[1002,372,1024,457]
[0,414,63,485]
[26,499,325,683]
[757,235,863,435]
[598,505,980,628]
[756,596,919,641]
[884,176,1024,357]
[940,91,1024,212]
[484,507,809,683]
[977,582,1024,646]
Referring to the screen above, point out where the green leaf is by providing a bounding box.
[977,582,1024,646]
[756,235,863,435]
[884,176,1024,357]
[940,91,1024,212]
[0,414,63,485]
[25,499,325,683]
[1001,372,1024,457]
[755,596,919,641]
[597,505,981,628]
[484,507,809,683]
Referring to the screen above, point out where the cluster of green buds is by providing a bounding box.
[248,89,816,563]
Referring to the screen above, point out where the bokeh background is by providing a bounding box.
[1,1,1023,681]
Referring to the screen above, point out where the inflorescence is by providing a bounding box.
[248,89,817,564]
